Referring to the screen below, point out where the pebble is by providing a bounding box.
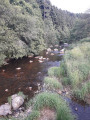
[29,60,33,63]
[46,52,48,54]
[51,53,54,56]
[39,56,43,60]
[29,87,32,90]
[47,58,49,60]
[47,48,52,52]
[5,89,9,92]
[2,69,5,72]
[54,48,58,51]
[75,107,78,111]
[28,56,33,58]
[38,60,43,63]
[16,67,21,70]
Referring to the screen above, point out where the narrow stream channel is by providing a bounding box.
[0,45,90,120]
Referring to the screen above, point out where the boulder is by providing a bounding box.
[0,103,11,116]
[11,94,24,110]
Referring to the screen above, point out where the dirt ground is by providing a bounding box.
[38,108,56,120]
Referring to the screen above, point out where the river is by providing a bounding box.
[0,46,90,120]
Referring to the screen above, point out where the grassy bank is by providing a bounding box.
[58,38,90,102]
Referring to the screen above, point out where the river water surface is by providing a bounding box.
[0,46,90,120]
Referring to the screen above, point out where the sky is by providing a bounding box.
[50,0,90,13]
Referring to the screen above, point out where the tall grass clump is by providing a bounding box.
[44,77,63,90]
[26,92,74,120]
[73,81,90,101]
[62,41,90,88]
[48,67,60,78]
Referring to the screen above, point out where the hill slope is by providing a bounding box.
[0,0,90,66]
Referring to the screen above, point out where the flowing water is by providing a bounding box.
[0,46,90,120]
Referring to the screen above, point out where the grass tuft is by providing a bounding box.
[44,77,63,90]
[26,92,74,120]
[48,67,60,78]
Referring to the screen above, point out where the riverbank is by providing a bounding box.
[56,38,90,104]
[0,41,90,120]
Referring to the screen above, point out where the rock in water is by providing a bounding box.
[12,95,24,110]
[0,103,11,116]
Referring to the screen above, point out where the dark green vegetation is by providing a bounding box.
[0,0,90,66]
[0,0,45,65]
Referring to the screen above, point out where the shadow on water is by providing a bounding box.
[0,46,90,120]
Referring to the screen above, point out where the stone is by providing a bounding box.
[47,48,52,52]
[2,69,5,72]
[0,103,11,116]
[11,95,24,110]
[29,60,33,63]
[5,89,9,92]
[51,53,54,56]
[54,48,58,51]
[75,107,78,111]
[38,60,43,63]
[16,67,21,70]
[29,87,32,90]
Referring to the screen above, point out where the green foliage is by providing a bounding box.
[0,0,45,65]
[37,0,77,45]
[70,15,90,42]
[73,81,90,101]
[61,40,90,88]
[0,0,90,67]
[57,38,90,103]
[26,92,74,120]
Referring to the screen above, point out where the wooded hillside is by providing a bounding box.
[0,0,90,66]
